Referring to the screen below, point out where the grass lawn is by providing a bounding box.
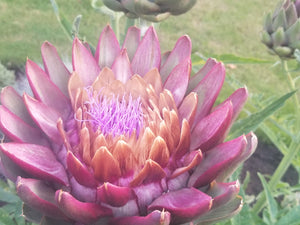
[0,0,292,112]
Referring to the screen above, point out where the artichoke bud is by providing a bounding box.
[102,0,124,11]
[135,1,160,15]
[290,39,300,49]
[121,1,136,14]
[272,27,287,46]
[285,3,298,27]
[261,30,273,46]
[102,0,197,22]
[286,19,300,43]
[267,48,277,55]
[264,12,273,33]
[274,46,293,56]
[125,12,139,19]
[272,9,287,31]
[167,0,197,15]
[262,0,300,58]
[141,12,171,22]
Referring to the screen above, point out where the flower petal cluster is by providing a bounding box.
[0,25,257,225]
[262,0,300,58]
[102,0,196,22]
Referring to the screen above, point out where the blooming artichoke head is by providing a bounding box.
[102,0,197,22]
[262,0,300,58]
[0,25,257,225]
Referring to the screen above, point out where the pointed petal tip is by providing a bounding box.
[163,58,191,106]
[97,182,133,207]
[148,188,212,224]
[16,177,66,220]
[104,23,113,30]
[127,25,140,32]
[73,37,100,85]
[242,85,248,93]
[41,41,52,48]
[111,48,133,84]
[245,132,258,154]
[0,86,14,98]
[23,92,34,103]
[144,25,158,41]
[96,24,121,68]
[131,25,161,76]
[0,143,69,186]
[55,190,112,224]
[177,35,192,49]
[112,210,171,225]
[25,58,35,69]
[72,37,84,53]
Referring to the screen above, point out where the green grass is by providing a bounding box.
[0,0,293,108]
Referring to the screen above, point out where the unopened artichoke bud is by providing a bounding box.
[102,0,197,22]
[262,0,300,58]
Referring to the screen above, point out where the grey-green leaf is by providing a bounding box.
[191,53,273,67]
[228,90,296,139]
[0,187,19,203]
[258,173,278,224]
[275,205,300,225]
[72,14,82,39]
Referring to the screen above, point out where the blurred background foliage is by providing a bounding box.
[0,0,279,97]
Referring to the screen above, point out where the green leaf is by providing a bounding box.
[230,172,265,225]
[194,197,243,224]
[293,49,300,63]
[22,204,42,224]
[191,52,273,67]
[90,0,104,8]
[49,0,73,41]
[214,54,274,64]
[71,14,82,39]
[59,14,73,38]
[0,208,15,225]
[40,217,71,225]
[258,173,278,224]
[228,90,296,139]
[0,187,19,203]
[274,205,300,225]
[230,196,255,225]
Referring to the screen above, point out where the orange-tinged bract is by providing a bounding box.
[0,25,257,225]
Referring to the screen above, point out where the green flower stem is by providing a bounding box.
[111,12,122,42]
[281,59,300,134]
[125,18,136,31]
[252,59,300,214]
[281,60,300,108]
[252,136,300,213]
[50,0,73,42]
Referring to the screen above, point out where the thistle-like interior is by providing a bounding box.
[83,87,144,138]
[65,68,188,184]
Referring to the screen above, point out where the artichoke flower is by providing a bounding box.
[0,25,257,225]
[102,0,196,22]
[262,0,300,58]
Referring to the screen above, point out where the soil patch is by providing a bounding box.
[241,141,299,196]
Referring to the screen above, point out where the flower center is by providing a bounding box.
[84,88,144,137]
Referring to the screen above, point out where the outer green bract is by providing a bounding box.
[0,25,257,225]
[102,0,197,22]
[262,0,300,58]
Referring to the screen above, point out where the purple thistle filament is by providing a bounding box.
[84,87,144,137]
